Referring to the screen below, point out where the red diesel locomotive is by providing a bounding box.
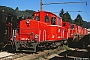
[0,10,88,52]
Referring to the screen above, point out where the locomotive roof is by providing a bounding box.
[33,11,61,18]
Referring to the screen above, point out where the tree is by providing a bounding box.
[74,14,83,27]
[59,8,65,22]
[25,10,35,14]
[0,6,16,15]
[59,8,64,18]
[15,7,19,11]
[63,12,72,23]
[59,9,72,23]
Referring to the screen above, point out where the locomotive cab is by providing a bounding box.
[62,22,71,39]
[33,11,65,45]
[70,24,77,36]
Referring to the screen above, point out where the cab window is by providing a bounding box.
[63,23,66,26]
[36,16,40,21]
[58,18,60,25]
[45,15,50,22]
[51,17,56,25]
[71,25,74,29]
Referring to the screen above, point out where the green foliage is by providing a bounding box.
[59,8,89,27]
[74,14,83,27]
[63,45,70,50]
[15,10,33,19]
[63,12,72,23]
[83,21,90,28]
[59,8,64,18]
[25,10,35,14]
[0,6,35,18]
[15,7,19,11]
[59,9,72,23]
[0,6,15,15]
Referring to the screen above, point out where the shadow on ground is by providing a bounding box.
[49,50,90,60]
[68,34,90,48]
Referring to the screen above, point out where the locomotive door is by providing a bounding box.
[61,28,64,39]
[43,30,46,41]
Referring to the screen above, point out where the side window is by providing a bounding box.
[58,18,60,25]
[51,17,56,25]
[36,16,40,21]
[45,15,50,22]
[63,23,66,26]
[71,25,74,29]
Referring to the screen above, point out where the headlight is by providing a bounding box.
[26,19,30,24]
[35,34,39,39]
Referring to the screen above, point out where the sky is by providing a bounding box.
[0,0,90,22]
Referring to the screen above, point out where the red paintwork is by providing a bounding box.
[86,29,88,35]
[15,11,64,42]
[62,22,71,39]
[69,24,77,38]
[83,28,88,35]
[15,10,88,43]
[77,26,82,35]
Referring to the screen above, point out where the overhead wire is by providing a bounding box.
[81,0,90,20]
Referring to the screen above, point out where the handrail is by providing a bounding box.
[43,30,46,41]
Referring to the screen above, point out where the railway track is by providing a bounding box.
[0,51,27,60]
[49,48,90,60]
[14,46,66,60]
[0,46,65,60]
[0,45,90,60]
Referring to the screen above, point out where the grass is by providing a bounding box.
[29,45,70,60]
[62,45,70,50]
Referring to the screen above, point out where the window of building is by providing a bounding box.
[45,15,50,22]
[51,17,56,25]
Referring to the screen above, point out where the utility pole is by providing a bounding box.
[40,0,87,11]
[40,0,43,11]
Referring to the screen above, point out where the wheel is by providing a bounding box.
[11,41,19,52]
[67,38,73,47]
[63,40,67,45]
[82,42,87,48]
[31,43,38,52]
